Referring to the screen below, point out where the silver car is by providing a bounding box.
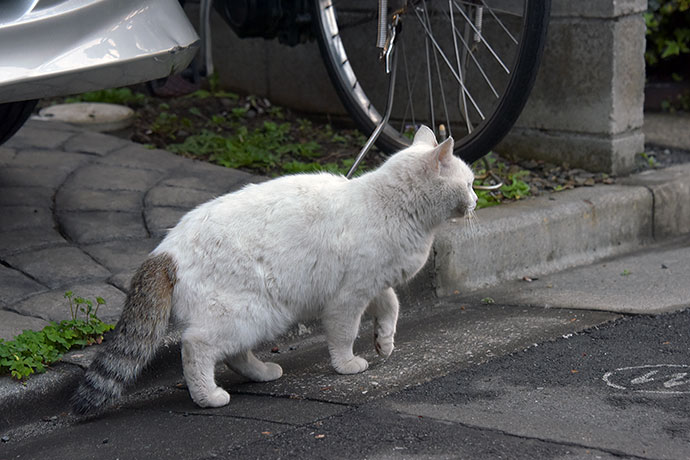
[0,0,199,144]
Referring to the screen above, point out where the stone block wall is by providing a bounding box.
[498,0,647,175]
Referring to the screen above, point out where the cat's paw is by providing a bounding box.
[375,333,394,358]
[193,387,231,408]
[334,356,369,375]
[255,362,283,382]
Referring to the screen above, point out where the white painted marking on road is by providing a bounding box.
[664,373,689,388]
[630,370,658,385]
[603,364,690,394]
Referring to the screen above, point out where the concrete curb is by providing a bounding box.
[0,362,82,432]
[433,164,690,297]
[622,163,690,238]
[433,163,690,297]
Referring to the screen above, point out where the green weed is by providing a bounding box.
[500,171,531,200]
[0,292,114,380]
[169,121,329,174]
[151,112,193,141]
[640,152,658,168]
[471,153,533,209]
[64,87,147,106]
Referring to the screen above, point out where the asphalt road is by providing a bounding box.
[1,304,687,460]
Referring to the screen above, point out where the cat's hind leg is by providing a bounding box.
[323,303,368,374]
[367,287,399,359]
[225,350,282,382]
[181,335,230,408]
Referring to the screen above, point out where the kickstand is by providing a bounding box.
[346,17,400,179]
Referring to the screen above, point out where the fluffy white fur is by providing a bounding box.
[153,126,477,408]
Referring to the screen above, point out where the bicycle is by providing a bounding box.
[210,0,550,170]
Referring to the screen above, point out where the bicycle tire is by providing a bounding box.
[312,0,551,164]
[0,100,38,145]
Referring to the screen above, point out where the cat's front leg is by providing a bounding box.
[322,305,368,374]
[367,288,399,358]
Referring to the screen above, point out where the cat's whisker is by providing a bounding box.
[464,209,479,239]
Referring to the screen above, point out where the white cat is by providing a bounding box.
[72,125,477,413]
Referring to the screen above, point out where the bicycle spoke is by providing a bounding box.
[446,10,501,99]
[449,0,473,134]
[412,5,485,120]
[425,27,436,135]
[453,0,523,18]
[451,0,511,74]
[399,37,419,133]
[422,1,452,137]
[480,0,519,45]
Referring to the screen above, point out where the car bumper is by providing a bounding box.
[0,0,200,103]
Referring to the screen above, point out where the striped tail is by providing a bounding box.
[71,253,177,415]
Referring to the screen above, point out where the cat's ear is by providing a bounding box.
[430,137,455,172]
[413,125,437,147]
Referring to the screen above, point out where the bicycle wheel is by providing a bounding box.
[312,0,551,164]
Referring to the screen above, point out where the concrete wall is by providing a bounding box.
[185,0,647,175]
[184,3,344,115]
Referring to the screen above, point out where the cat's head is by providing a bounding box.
[401,126,478,218]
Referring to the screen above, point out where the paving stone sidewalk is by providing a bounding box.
[0,120,261,340]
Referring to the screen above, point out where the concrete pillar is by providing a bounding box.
[185,1,647,175]
[496,0,647,175]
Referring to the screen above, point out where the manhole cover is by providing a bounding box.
[38,102,134,132]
